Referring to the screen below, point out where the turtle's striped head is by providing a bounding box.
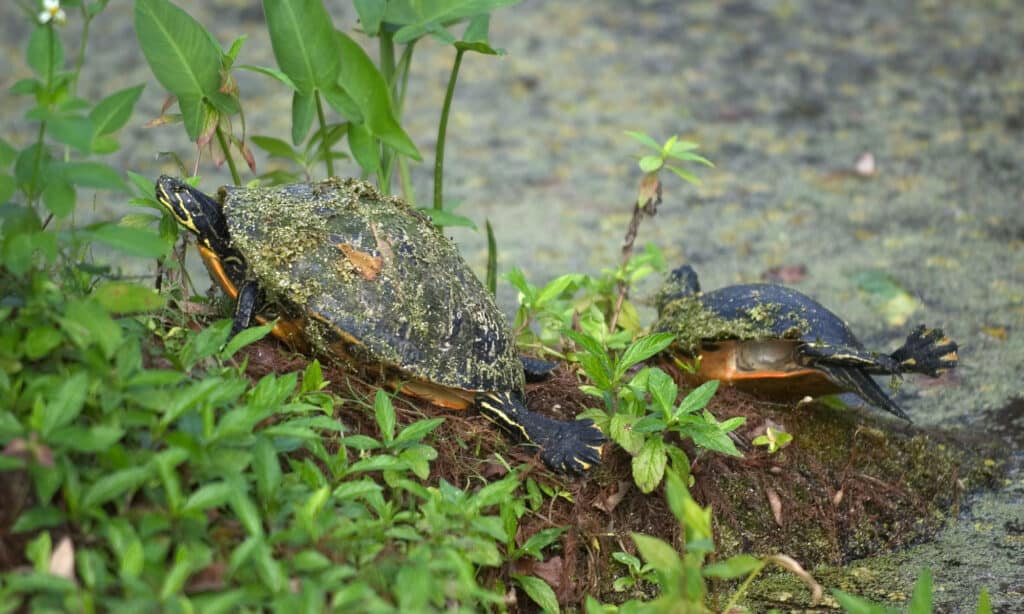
[155,176,230,254]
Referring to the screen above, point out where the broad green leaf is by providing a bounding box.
[609,412,644,455]
[631,533,682,576]
[183,481,233,513]
[632,436,667,493]
[683,421,742,457]
[220,320,275,359]
[702,554,762,578]
[646,368,678,416]
[229,488,263,536]
[90,85,145,136]
[250,135,303,164]
[347,121,380,173]
[534,274,577,307]
[638,155,663,173]
[616,332,675,378]
[666,165,701,185]
[387,0,520,44]
[39,373,89,437]
[59,299,122,359]
[518,527,566,560]
[82,465,152,508]
[48,116,94,153]
[512,574,559,613]
[134,0,221,137]
[0,174,15,204]
[347,454,406,474]
[27,26,64,78]
[62,161,126,191]
[24,326,63,360]
[91,223,169,257]
[321,81,363,122]
[675,380,719,417]
[263,0,340,95]
[252,437,282,504]
[353,0,386,35]
[93,281,165,313]
[42,180,75,218]
[631,415,666,434]
[394,417,445,444]
[335,31,421,160]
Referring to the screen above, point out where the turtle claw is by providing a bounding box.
[891,325,959,377]
[538,418,605,474]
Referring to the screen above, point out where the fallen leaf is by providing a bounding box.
[854,152,876,177]
[48,537,76,582]
[766,488,783,526]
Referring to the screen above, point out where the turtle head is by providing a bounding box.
[155,175,231,254]
[655,264,702,314]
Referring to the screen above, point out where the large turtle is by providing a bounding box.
[154,176,603,472]
[653,265,958,418]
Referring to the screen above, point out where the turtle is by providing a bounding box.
[653,264,958,419]
[154,175,604,473]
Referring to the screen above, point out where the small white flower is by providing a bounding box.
[38,0,66,25]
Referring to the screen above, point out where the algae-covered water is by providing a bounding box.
[1,0,1021,609]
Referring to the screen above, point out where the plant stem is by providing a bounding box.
[216,125,241,186]
[607,184,662,331]
[721,562,767,613]
[434,48,465,210]
[314,92,334,178]
[29,25,57,206]
[69,6,92,97]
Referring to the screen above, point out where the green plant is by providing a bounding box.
[586,470,823,613]
[832,568,992,614]
[570,331,743,493]
[611,550,657,594]
[752,425,793,454]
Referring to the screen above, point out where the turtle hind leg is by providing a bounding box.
[520,356,558,382]
[890,325,959,377]
[818,365,911,420]
[476,391,604,474]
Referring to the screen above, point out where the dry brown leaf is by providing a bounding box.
[48,536,76,582]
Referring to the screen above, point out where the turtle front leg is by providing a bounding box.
[476,391,604,474]
[230,280,259,339]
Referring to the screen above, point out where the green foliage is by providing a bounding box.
[752,425,793,454]
[570,330,743,493]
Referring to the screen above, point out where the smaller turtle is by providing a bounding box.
[653,265,958,418]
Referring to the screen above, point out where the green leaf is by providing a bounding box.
[624,130,662,152]
[48,116,94,153]
[93,281,165,313]
[252,437,282,505]
[418,206,476,230]
[24,326,63,360]
[82,465,152,509]
[0,174,15,204]
[702,554,763,579]
[263,0,340,95]
[332,479,383,501]
[831,589,891,614]
[646,368,678,416]
[632,436,667,493]
[631,533,682,576]
[609,413,644,455]
[236,64,299,91]
[229,488,263,536]
[518,527,566,560]
[220,319,275,359]
[348,454,406,474]
[134,0,221,138]
[616,333,675,379]
[512,575,560,613]
[59,299,122,359]
[683,421,742,457]
[908,568,933,614]
[638,155,663,173]
[387,0,519,44]
[977,586,991,614]
[675,380,719,417]
[42,180,75,218]
[534,274,577,307]
[347,122,380,173]
[91,223,169,257]
[39,373,89,437]
[335,31,421,160]
[27,26,64,78]
[90,85,145,136]
[62,162,126,190]
[395,417,445,444]
[291,90,316,145]
[182,481,233,513]
[665,165,701,185]
[353,0,386,35]
[374,390,396,444]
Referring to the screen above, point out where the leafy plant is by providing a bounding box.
[752,425,793,454]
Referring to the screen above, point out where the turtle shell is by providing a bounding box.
[220,178,523,395]
[655,282,865,355]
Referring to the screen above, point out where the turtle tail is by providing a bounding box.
[889,325,958,377]
[818,365,910,420]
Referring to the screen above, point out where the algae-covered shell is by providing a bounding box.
[222,178,523,394]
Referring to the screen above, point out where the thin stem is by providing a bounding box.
[434,48,465,210]
[314,92,334,178]
[69,5,92,96]
[607,188,660,332]
[215,125,241,186]
[721,562,767,613]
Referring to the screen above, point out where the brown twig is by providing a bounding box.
[607,178,662,332]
